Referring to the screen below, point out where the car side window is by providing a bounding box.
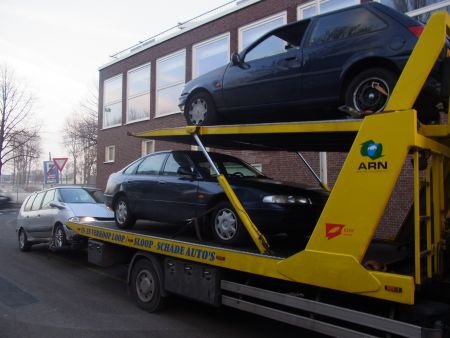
[23,195,34,211]
[308,8,386,47]
[31,192,45,211]
[124,159,142,175]
[41,189,55,209]
[136,153,166,175]
[162,153,194,176]
[245,21,309,62]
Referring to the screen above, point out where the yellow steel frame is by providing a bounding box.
[69,11,450,306]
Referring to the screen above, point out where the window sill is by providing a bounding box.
[153,111,182,119]
[126,117,150,125]
[101,124,122,130]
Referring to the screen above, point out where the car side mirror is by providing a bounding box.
[49,201,65,209]
[231,52,242,66]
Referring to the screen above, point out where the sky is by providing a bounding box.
[0,0,230,170]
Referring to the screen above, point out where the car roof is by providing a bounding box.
[242,2,417,53]
[28,186,100,195]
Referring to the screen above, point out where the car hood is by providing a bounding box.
[182,65,228,94]
[230,177,329,202]
[65,203,114,218]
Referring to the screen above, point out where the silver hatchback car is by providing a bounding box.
[17,186,114,251]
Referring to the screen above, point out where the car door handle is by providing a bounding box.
[284,56,297,61]
[158,181,166,184]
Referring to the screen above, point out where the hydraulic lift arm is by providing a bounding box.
[192,132,271,255]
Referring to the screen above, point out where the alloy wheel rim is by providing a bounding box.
[215,208,237,240]
[54,228,64,248]
[136,270,155,302]
[19,231,25,248]
[116,201,127,224]
[188,98,207,125]
[353,77,390,112]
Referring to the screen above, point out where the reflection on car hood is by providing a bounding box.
[231,177,329,198]
[65,203,114,218]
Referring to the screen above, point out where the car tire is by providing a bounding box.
[184,92,218,126]
[211,201,246,245]
[114,196,136,229]
[130,259,165,312]
[345,68,397,113]
[52,224,67,250]
[18,228,31,252]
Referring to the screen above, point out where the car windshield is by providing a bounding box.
[197,155,264,179]
[59,188,97,204]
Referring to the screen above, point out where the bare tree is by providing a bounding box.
[0,65,40,176]
[63,87,98,184]
[12,132,41,184]
[63,116,83,184]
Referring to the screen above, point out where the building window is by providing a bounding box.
[103,74,122,128]
[192,33,230,79]
[141,140,155,156]
[105,145,115,163]
[156,50,186,117]
[298,0,358,19]
[377,0,450,23]
[238,12,287,51]
[127,64,150,123]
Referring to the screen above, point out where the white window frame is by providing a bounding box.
[190,145,210,152]
[192,33,230,79]
[374,0,450,18]
[102,74,123,129]
[126,63,151,124]
[251,163,263,173]
[105,145,116,163]
[238,11,287,52]
[141,140,155,156]
[155,49,186,118]
[297,0,359,20]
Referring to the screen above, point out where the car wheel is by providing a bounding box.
[345,68,397,113]
[52,224,67,250]
[130,259,165,312]
[211,202,246,245]
[114,196,136,229]
[184,92,217,126]
[18,228,31,252]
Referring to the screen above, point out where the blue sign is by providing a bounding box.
[43,161,59,184]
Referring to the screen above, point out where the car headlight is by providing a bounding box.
[68,216,96,223]
[262,195,311,205]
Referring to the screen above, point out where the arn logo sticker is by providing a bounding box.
[358,140,388,171]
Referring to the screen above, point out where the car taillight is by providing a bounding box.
[408,25,424,38]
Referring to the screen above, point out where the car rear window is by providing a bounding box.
[308,7,387,47]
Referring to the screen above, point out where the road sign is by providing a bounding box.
[44,161,59,184]
[53,158,68,171]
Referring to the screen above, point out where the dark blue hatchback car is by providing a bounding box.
[179,2,447,125]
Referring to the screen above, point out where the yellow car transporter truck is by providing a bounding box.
[66,11,450,337]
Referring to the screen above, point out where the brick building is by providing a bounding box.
[97,0,449,238]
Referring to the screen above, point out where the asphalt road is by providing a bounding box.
[0,208,324,338]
